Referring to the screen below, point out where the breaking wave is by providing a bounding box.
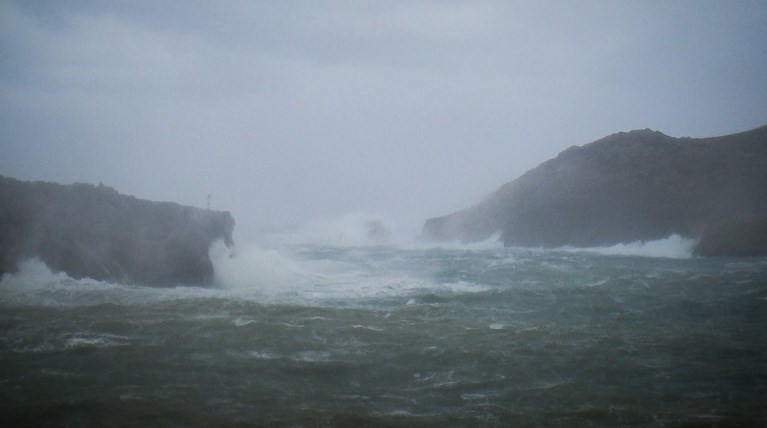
[412,232,693,258]
[209,240,490,306]
[560,234,697,259]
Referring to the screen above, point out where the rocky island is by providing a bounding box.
[0,176,234,285]
[423,125,767,256]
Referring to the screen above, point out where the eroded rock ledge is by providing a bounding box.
[0,176,234,285]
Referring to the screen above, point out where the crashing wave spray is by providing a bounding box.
[209,241,313,290]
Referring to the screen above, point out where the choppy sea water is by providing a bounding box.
[1,241,767,427]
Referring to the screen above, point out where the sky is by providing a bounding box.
[2,0,767,240]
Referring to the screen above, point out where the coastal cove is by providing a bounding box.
[1,120,767,425]
[3,1,767,425]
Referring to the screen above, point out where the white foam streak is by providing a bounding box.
[210,240,490,304]
[0,258,224,307]
[1,232,697,310]
[561,234,697,259]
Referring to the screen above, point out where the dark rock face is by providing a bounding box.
[694,220,767,257]
[0,176,234,285]
[423,125,767,256]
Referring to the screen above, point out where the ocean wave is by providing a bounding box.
[558,234,697,259]
[0,258,227,308]
[412,233,694,258]
[210,241,493,306]
[64,332,131,349]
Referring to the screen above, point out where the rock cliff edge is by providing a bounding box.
[0,176,234,285]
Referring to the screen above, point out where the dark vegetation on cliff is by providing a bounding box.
[0,176,234,285]
[423,125,767,256]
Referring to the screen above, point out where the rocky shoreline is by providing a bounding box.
[0,176,234,286]
[424,125,767,257]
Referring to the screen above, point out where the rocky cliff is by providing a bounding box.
[423,125,767,256]
[0,176,234,285]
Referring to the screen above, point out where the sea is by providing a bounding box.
[2,225,767,427]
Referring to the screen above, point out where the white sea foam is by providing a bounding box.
[209,240,313,290]
[560,234,697,259]
[0,258,69,289]
[461,393,488,401]
[248,350,279,360]
[232,317,255,327]
[0,257,224,307]
[4,249,467,308]
[0,258,124,307]
[210,240,490,305]
[0,232,698,311]
[290,350,335,362]
[65,333,130,349]
[352,324,384,332]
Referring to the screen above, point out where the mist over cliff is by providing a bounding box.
[423,125,767,256]
[0,176,234,286]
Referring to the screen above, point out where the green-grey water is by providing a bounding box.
[2,243,767,427]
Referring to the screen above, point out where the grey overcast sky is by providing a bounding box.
[2,1,767,239]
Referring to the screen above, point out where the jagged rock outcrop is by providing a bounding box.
[423,125,767,256]
[0,176,234,285]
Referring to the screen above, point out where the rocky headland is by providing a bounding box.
[423,125,767,256]
[0,176,234,285]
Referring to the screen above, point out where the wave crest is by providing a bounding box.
[560,234,697,259]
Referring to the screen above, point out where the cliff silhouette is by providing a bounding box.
[0,176,234,285]
[423,125,767,256]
